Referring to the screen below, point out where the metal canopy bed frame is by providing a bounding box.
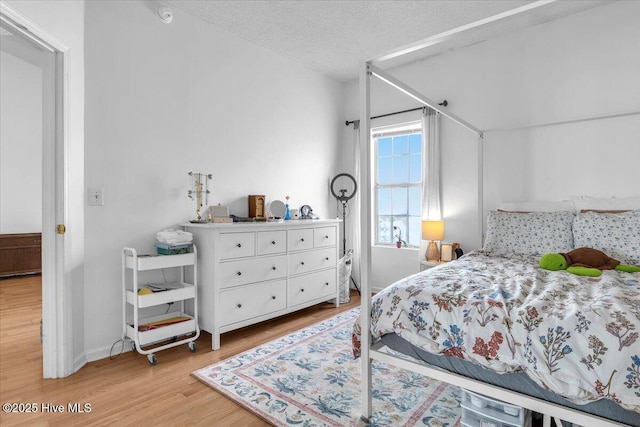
[357,2,636,427]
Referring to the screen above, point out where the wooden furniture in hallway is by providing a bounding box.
[0,233,42,277]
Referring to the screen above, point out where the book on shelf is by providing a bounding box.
[139,282,182,293]
[136,316,191,331]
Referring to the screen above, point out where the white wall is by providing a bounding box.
[83,1,343,360]
[0,50,42,233]
[343,1,640,291]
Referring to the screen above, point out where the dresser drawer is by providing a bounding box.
[257,230,287,255]
[219,255,287,289]
[220,280,287,326]
[287,228,314,251]
[314,226,336,248]
[288,247,337,276]
[288,269,337,307]
[219,232,255,259]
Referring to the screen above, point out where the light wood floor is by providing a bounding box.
[0,275,360,426]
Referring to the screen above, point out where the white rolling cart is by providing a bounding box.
[122,246,200,365]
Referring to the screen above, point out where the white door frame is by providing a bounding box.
[0,2,71,378]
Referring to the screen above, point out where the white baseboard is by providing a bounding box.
[84,340,133,363]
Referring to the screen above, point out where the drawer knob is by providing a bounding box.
[301,288,305,292]
[324,235,329,239]
[300,261,305,266]
[301,238,305,242]
[237,304,242,308]
[325,257,329,261]
[272,266,277,270]
[237,271,242,276]
[271,296,276,300]
[236,243,242,248]
[324,282,329,286]
[271,240,276,245]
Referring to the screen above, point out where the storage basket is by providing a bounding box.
[331,249,353,304]
[461,388,531,427]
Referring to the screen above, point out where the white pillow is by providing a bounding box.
[484,210,575,256]
[571,196,640,212]
[498,200,574,212]
[572,211,640,265]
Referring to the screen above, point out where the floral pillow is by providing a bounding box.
[572,210,640,265]
[483,210,575,256]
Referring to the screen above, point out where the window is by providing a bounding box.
[373,121,422,247]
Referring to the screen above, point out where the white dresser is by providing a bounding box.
[182,219,340,350]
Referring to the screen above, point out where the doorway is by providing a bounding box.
[0,7,66,378]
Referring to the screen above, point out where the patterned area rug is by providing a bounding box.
[193,308,461,426]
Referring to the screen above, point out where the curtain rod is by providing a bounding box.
[345,101,447,126]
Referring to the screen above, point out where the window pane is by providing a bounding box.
[409,153,422,183]
[392,187,407,215]
[408,216,421,247]
[378,216,392,244]
[392,156,409,183]
[408,186,421,216]
[393,135,408,154]
[378,188,391,215]
[373,123,423,247]
[409,134,421,153]
[377,157,392,184]
[378,137,392,156]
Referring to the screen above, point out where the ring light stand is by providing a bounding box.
[330,173,360,295]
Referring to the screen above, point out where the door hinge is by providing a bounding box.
[56,224,66,234]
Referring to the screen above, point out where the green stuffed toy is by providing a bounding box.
[539,247,640,277]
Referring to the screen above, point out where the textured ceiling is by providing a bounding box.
[165,0,607,82]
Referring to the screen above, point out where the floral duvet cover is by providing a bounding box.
[354,250,640,413]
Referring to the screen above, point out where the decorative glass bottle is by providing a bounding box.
[284,195,291,220]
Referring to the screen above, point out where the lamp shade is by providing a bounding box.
[422,220,444,241]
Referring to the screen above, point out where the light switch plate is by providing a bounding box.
[88,188,104,206]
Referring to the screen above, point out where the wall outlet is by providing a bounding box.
[88,188,104,206]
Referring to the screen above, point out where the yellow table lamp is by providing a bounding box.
[422,220,444,261]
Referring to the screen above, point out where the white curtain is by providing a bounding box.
[422,108,441,220]
[349,120,361,288]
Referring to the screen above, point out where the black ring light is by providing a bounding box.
[330,173,357,203]
[330,173,360,295]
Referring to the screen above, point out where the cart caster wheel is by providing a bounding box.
[170,336,178,343]
[147,354,158,365]
[189,342,197,353]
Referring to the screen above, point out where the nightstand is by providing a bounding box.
[420,260,447,271]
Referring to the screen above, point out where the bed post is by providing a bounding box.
[359,60,372,421]
[478,134,484,246]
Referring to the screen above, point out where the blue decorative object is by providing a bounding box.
[284,195,291,220]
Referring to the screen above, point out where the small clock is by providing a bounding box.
[248,195,266,218]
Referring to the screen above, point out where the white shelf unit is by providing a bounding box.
[122,247,200,365]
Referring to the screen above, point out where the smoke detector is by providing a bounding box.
[157,5,173,24]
